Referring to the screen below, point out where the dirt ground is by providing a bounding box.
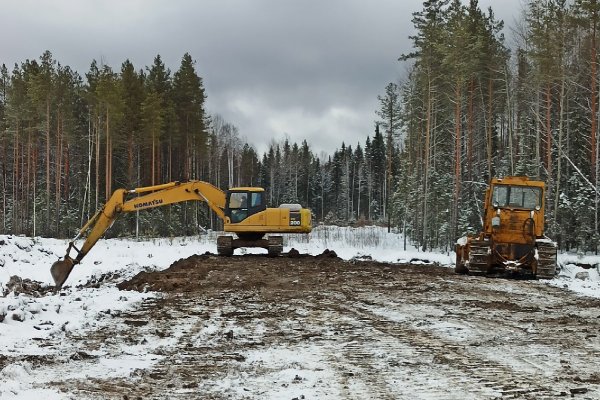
[36,252,600,399]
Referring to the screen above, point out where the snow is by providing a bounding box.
[551,253,600,298]
[1,226,600,398]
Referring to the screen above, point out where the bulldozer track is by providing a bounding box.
[536,241,557,279]
[468,241,490,276]
[20,255,600,399]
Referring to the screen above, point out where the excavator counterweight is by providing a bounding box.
[52,180,312,289]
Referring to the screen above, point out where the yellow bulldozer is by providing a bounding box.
[455,176,557,279]
[51,180,312,289]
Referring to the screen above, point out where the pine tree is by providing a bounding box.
[145,54,173,184]
[119,60,144,187]
[27,52,56,233]
[0,64,8,233]
[141,88,163,186]
[376,82,402,228]
[95,64,124,201]
[173,53,207,180]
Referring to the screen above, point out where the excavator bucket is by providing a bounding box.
[51,258,75,290]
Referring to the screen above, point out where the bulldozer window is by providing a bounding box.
[517,187,541,209]
[493,185,541,210]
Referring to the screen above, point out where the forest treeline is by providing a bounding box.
[394,0,600,252]
[0,0,599,252]
[0,50,390,240]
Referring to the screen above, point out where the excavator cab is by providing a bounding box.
[225,188,266,223]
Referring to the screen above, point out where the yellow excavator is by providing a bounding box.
[50,180,312,289]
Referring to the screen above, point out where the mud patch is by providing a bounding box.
[116,253,445,294]
[2,276,53,297]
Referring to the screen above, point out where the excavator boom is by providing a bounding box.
[51,181,226,289]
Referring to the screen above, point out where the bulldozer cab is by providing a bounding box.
[225,188,267,223]
[484,177,546,241]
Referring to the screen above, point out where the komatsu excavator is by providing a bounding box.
[50,180,312,289]
[455,176,557,279]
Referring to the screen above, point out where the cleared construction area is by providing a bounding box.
[14,252,598,399]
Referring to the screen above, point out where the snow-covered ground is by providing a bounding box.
[1,226,600,399]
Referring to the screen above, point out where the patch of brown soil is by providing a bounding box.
[117,251,450,294]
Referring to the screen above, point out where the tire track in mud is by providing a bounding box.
[48,294,248,400]
[331,276,600,400]
[334,300,556,399]
[35,255,600,399]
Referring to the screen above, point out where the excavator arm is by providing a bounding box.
[50,181,226,289]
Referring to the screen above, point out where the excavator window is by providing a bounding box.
[250,192,262,207]
[228,192,248,223]
[226,191,266,223]
[229,192,247,209]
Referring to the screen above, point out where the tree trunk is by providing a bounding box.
[168,136,172,182]
[55,110,62,235]
[32,144,37,237]
[554,73,565,239]
[1,129,6,232]
[65,142,70,218]
[592,29,597,184]
[454,83,462,242]
[536,91,541,179]
[592,19,599,241]
[486,77,493,180]
[127,131,134,187]
[26,126,31,235]
[545,84,552,176]
[95,113,100,210]
[46,99,50,233]
[152,134,156,186]
[596,70,600,246]
[505,66,514,175]
[422,76,432,251]
[13,120,19,233]
[467,79,474,182]
[105,107,111,200]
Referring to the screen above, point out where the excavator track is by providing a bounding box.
[535,240,557,279]
[267,236,283,257]
[468,241,490,276]
[216,236,234,256]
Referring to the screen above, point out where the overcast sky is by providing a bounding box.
[1,0,523,155]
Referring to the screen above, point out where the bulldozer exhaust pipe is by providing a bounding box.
[51,257,75,290]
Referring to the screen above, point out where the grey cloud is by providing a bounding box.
[1,0,519,155]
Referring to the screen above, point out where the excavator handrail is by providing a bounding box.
[129,181,181,194]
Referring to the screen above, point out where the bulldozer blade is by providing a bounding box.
[51,258,75,290]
